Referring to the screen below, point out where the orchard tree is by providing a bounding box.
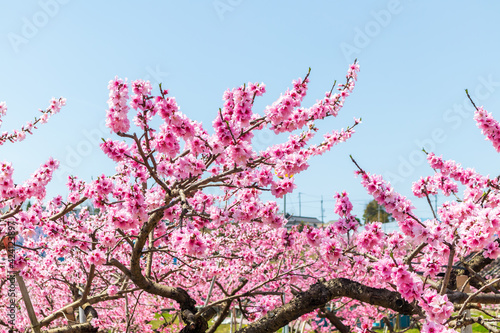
[0,63,360,333]
[362,199,393,223]
[2,62,500,333]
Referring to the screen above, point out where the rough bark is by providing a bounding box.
[235,278,419,333]
[319,309,350,333]
[448,252,495,291]
[42,323,97,333]
[447,291,500,304]
[206,302,232,333]
[39,293,123,327]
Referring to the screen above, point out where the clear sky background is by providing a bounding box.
[1,1,500,223]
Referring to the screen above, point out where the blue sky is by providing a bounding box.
[1,1,500,223]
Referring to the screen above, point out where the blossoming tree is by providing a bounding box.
[2,62,500,333]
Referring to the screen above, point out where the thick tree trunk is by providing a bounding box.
[42,323,97,333]
[236,278,419,333]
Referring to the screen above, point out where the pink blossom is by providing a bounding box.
[106,76,130,133]
[270,177,296,198]
[334,191,353,216]
[419,290,454,325]
[0,101,7,117]
[358,171,420,237]
[474,105,500,152]
[321,239,342,262]
[88,249,106,266]
[155,96,179,121]
[108,209,137,230]
[305,227,323,247]
[484,241,500,259]
[108,285,119,296]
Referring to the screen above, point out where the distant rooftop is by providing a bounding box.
[285,214,322,229]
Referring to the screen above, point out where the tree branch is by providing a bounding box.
[236,278,419,333]
[319,308,350,333]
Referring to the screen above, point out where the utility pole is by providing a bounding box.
[283,194,286,217]
[435,194,438,215]
[321,195,324,223]
[79,288,86,323]
[79,306,86,324]
[299,192,302,216]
